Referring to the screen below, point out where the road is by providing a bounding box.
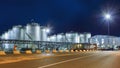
[0,51,120,68]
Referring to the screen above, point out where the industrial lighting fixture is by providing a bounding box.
[104,13,111,20]
[46,28,50,33]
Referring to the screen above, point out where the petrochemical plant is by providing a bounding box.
[0,22,120,52]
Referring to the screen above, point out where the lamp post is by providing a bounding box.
[104,14,111,35]
[104,13,111,48]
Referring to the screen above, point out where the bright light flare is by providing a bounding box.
[46,28,50,33]
[105,14,111,20]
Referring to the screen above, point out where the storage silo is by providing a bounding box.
[41,27,48,41]
[79,33,85,43]
[3,32,9,49]
[4,32,9,39]
[1,34,5,39]
[84,33,91,43]
[12,25,22,40]
[20,28,25,40]
[65,33,72,42]
[56,33,65,42]
[65,33,79,43]
[7,30,14,49]
[79,33,91,43]
[7,29,14,39]
[49,35,57,42]
[25,23,40,41]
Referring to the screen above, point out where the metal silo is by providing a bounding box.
[49,35,57,42]
[79,33,91,43]
[4,32,9,39]
[56,33,65,42]
[12,25,22,40]
[20,28,25,40]
[7,29,14,39]
[41,27,48,41]
[65,33,79,43]
[65,33,72,42]
[79,33,85,43]
[25,23,40,41]
[2,32,10,49]
[84,33,91,43]
[1,34,5,39]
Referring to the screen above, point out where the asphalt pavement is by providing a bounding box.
[0,51,120,68]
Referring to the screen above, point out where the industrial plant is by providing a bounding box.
[0,22,120,52]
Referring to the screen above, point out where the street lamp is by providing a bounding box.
[105,14,111,20]
[104,13,111,35]
[104,13,112,48]
[46,28,50,33]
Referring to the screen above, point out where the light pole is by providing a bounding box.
[104,13,111,35]
[104,13,111,48]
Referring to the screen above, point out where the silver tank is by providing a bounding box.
[56,33,65,42]
[84,33,91,43]
[41,27,50,41]
[1,32,13,49]
[7,29,14,39]
[79,33,91,43]
[3,32,9,39]
[25,23,41,41]
[79,33,85,43]
[20,28,25,40]
[12,25,22,40]
[1,34,5,39]
[48,35,57,42]
[65,33,79,43]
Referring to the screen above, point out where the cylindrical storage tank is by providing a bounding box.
[84,33,91,43]
[12,25,22,40]
[7,30,14,49]
[79,33,91,43]
[65,33,72,42]
[4,32,9,40]
[56,33,65,42]
[1,34,5,39]
[65,33,79,43]
[2,32,10,49]
[25,23,40,41]
[49,35,57,42]
[7,29,14,39]
[73,33,79,43]
[41,27,48,41]
[20,28,25,40]
[79,33,85,43]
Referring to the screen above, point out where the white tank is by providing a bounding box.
[1,34,5,39]
[12,25,22,40]
[84,33,91,43]
[79,33,91,43]
[20,28,25,40]
[65,33,79,43]
[2,32,12,49]
[56,33,65,42]
[79,33,85,43]
[4,32,9,39]
[7,29,14,39]
[41,27,48,41]
[25,23,41,41]
[48,35,57,42]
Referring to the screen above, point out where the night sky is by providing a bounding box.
[0,0,120,36]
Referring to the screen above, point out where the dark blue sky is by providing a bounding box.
[0,0,120,36]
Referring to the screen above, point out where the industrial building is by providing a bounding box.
[90,35,120,50]
[0,23,49,51]
[1,22,119,51]
[48,32,91,43]
[0,23,92,51]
